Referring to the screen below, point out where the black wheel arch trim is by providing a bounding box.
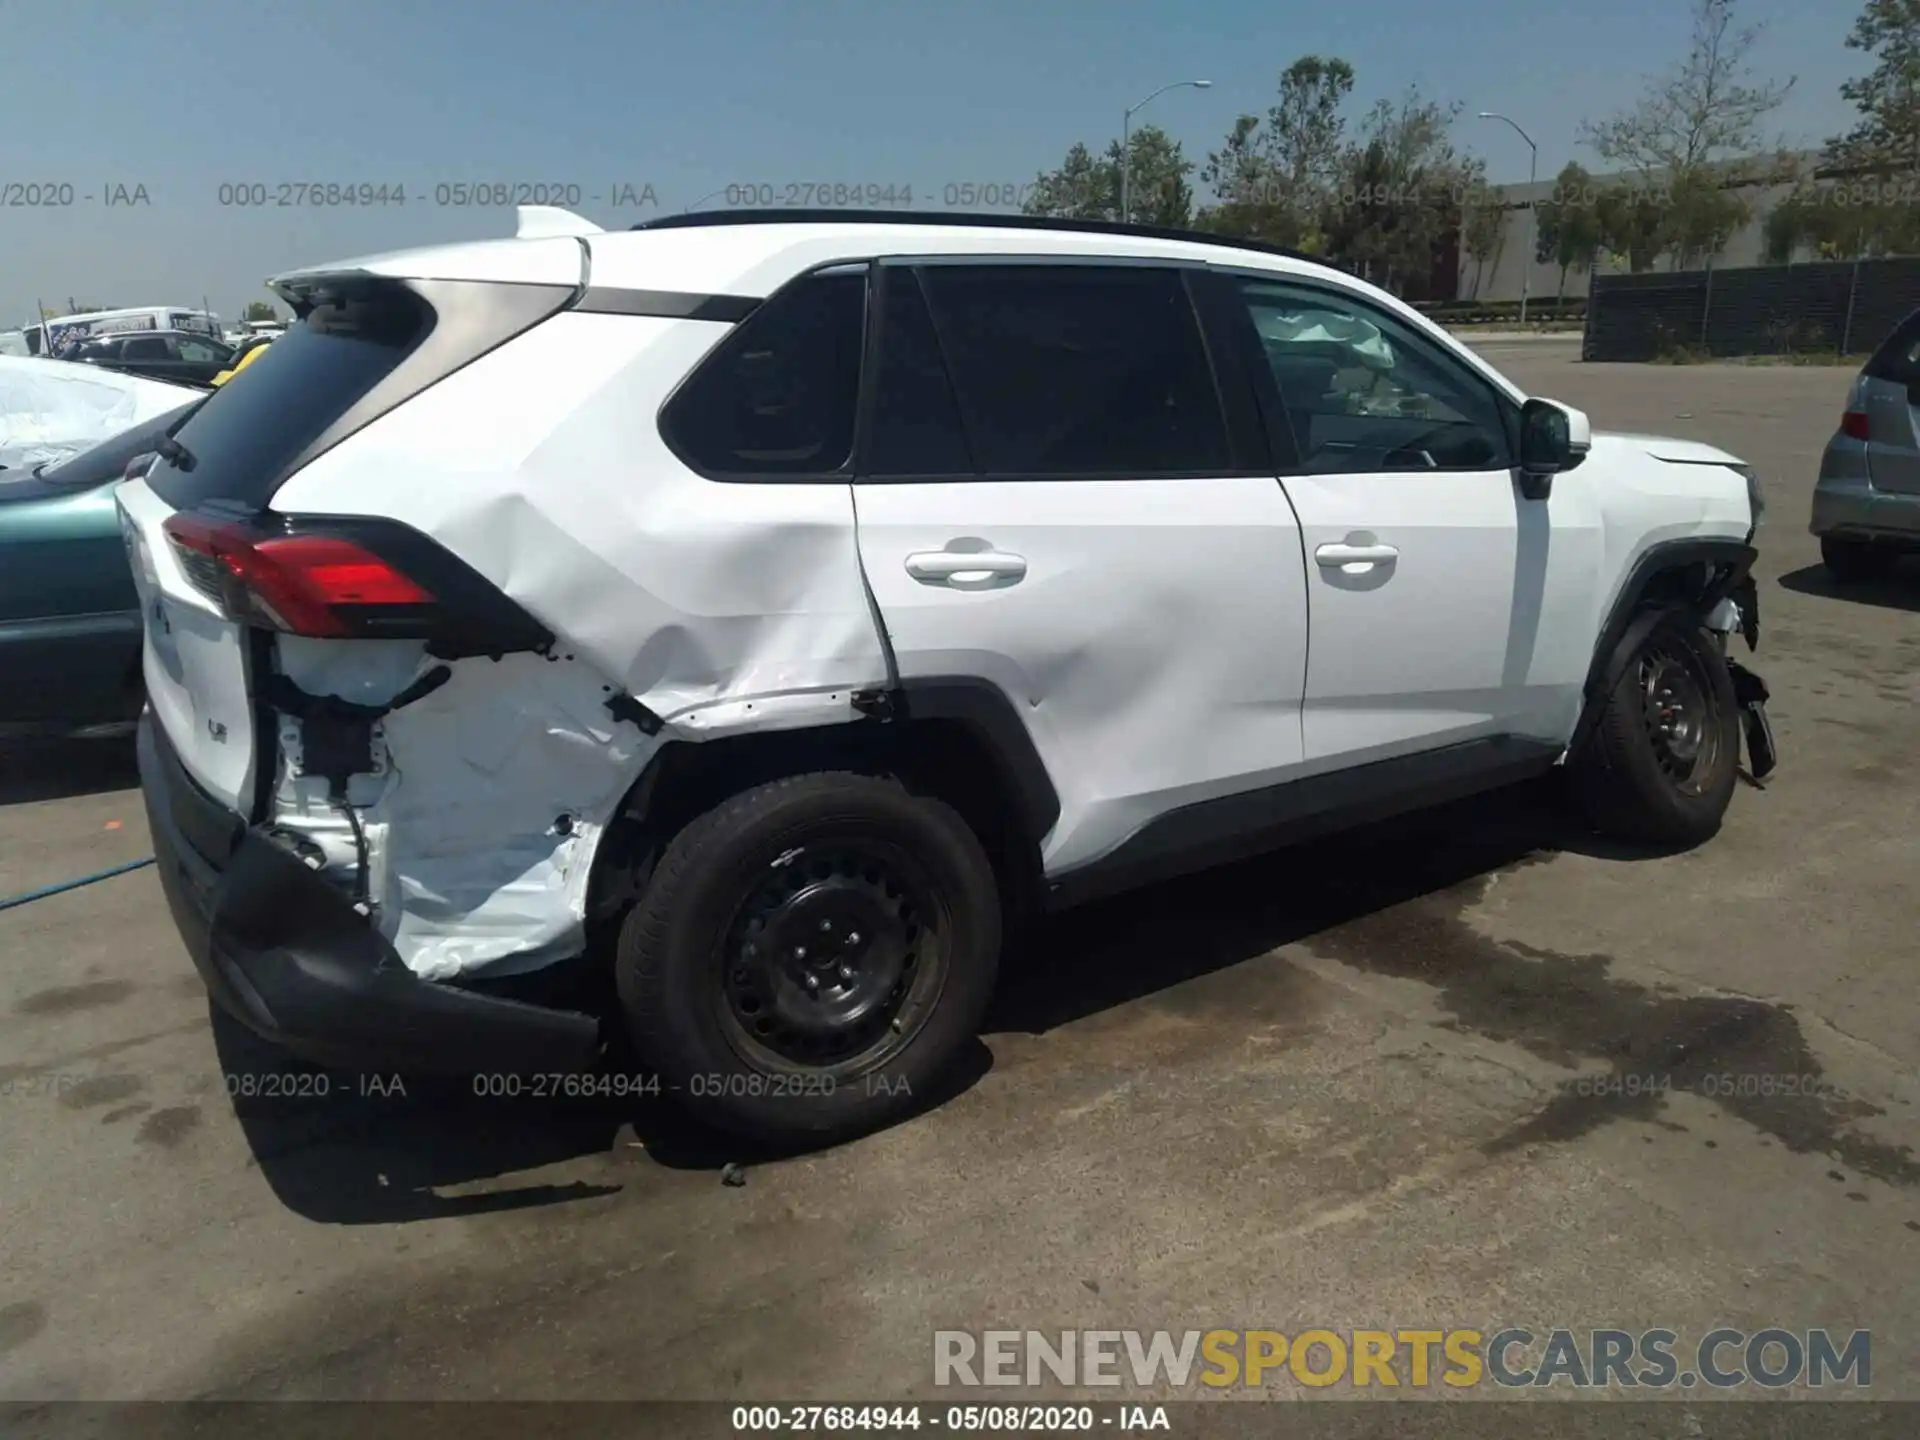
[889,676,1061,846]
[594,675,1061,898]
[1046,734,1563,911]
[1571,537,1756,756]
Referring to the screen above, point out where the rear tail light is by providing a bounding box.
[161,512,437,638]
[1841,411,1870,441]
[155,510,552,655]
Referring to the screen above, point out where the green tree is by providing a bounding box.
[1022,125,1193,225]
[1323,87,1480,295]
[1829,0,1920,172]
[1533,163,1604,299]
[1594,185,1670,272]
[1195,57,1355,245]
[243,299,279,323]
[1664,168,1749,267]
[1766,0,1920,261]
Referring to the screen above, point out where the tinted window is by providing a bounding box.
[1236,279,1513,473]
[866,268,972,476]
[176,336,227,362]
[121,337,169,360]
[1864,309,1920,383]
[663,270,865,477]
[914,265,1230,477]
[148,284,433,511]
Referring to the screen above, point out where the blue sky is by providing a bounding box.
[0,0,1864,324]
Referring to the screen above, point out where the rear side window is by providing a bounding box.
[149,285,434,511]
[661,269,866,478]
[1864,308,1920,383]
[914,264,1231,477]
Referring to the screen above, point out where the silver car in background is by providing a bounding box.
[1813,309,1920,581]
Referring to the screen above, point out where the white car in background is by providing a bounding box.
[0,355,200,473]
[124,207,1774,1147]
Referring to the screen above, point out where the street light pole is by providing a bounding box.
[1478,111,1539,325]
[1122,78,1212,224]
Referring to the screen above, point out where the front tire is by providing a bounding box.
[1573,613,1740,848]
[615,772,1000,1146]
[1820,535,1898,583]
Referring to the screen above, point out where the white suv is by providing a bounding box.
[122,207,1774,1145]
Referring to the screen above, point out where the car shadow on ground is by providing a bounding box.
[1778,561,1920,614]
[988,780,1619,1036]
[0,735,139,806]
[221,779,1674,1226]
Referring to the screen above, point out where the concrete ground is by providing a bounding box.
[1,347,1915,1417]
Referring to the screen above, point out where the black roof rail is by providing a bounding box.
[628,208,1322,266]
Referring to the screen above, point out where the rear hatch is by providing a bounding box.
[117,261,581,815]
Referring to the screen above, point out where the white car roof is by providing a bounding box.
[585,220,1329,297]
[269,216,1333,298]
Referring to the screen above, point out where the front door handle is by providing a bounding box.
[1315,541,1399,568]
[904,549,1028,588]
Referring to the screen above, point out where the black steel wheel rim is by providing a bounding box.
[715,840,949,1075]
[1640,641,1721,795]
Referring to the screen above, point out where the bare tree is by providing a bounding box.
[1461,193,1507,300]
[1581,0,1795,173]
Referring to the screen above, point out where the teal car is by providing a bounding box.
[0,401,203,736]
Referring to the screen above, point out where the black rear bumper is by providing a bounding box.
[138,712,602,1074]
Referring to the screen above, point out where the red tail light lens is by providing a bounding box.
[1841,411,1871,441]
[161,513,435,636]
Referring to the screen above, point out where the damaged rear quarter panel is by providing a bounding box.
[268,310,889,716]
[271,640,655,981]
[263,310,889,980]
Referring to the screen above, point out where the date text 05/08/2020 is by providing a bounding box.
[212,182,661,209]
[715,184,1038,210]
[467,1071,910,1101]
[730,1405,1170,1432]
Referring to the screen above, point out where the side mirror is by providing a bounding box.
[1517,398,1590,500]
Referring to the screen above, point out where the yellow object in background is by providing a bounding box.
[212,340,272,387]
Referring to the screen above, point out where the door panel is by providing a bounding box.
[856,477,1308,872]
[1231,272,1594,765]
[1283,469,1585,762]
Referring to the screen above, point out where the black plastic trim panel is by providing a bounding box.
[1046,735,1562,910]
[893,677,1061,845]
[1571,538,1756,755]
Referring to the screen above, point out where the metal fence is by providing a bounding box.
[1582,257,1920,362]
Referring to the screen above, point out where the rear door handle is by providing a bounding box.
[1315,542,1399,567]
[904,549,1028,588]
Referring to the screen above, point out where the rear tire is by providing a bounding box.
[1820,535,1897,583]
[1572,613,1740,848]
[615,772,1000,1147]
